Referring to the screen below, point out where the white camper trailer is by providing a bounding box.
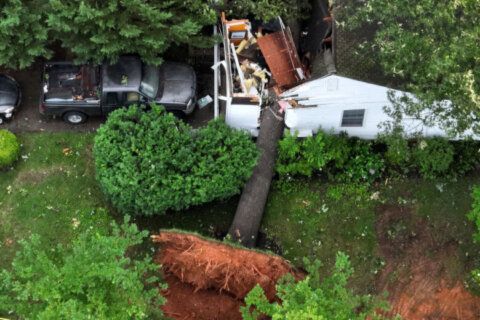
[212,15,472,140]
[280,74,462,139]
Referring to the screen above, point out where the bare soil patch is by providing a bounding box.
[152,231,303,320]
[161,275,244,320]
[375,205,480,319]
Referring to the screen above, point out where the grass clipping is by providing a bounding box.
[152,231,304,300]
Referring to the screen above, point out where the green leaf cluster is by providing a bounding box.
[276,130,329,177]
[0,0,218,68]
[0,0,52,69]
[0,216,165,319]
[468,186,480,244]
[378,130,479,179]
[277,129,480,183]
[339,0,480,135]
[412,138,454,180]
[224,0,311,22]
[0,129,20,168]
[467,186,480,287]
[276,131,384,184]
[241,252,394,320]
[94,104,259,215]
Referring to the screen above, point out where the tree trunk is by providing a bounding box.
[228,96,284,247]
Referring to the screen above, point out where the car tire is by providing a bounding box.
[63,111,87,124]
[0,115,4,125]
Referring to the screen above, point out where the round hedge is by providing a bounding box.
[94,105,259,215]
[0,129,20,168]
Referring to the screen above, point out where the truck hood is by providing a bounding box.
[0,74,20,107]
[155,62,196,105]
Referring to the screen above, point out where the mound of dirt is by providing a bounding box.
[152,231,304,320]
[161,275,245,320]
[375,205,480,320]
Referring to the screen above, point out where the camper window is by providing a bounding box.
[341,109,365,127]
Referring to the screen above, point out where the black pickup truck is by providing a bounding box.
[39,56,196,124]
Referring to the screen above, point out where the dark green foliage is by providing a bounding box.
[276,130,330,177]
[277,130,478,182]
[340,0,480,135]
[376,128,414,174]
[0,216,165,319]
[94,105,258,215]
[0,0,52,69]
[241,252,393,320]
[376,132,478,179]
[413,138,454,179]
[339,138,385,184]
[323,132,351,170]
[224,0,311,22]
[47,0,217,65]
[192,118,260,202]
[468,185,480,286]
[0,130,20,168]
[450,139,480,176]
[0,0,217,68]
[276,131,384,184]
[468,185,480,243]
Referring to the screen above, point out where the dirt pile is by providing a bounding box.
[375,205,480,320]
[152,231,303,320]
[160,275,245,320]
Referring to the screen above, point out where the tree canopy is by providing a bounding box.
[47,0,217,65]
[0,0,217,67]
[0,0,52,69]
[339,0,480,135]
[0,216,165,320]
[93,105,259,215]
[0,0,309,68]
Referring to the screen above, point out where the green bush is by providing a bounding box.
[94,105,259,215]
[467,186,480,289]
[276,130,330,178]
[338,139,385,184]
[323,132,350,171]
[413,137,454,179]
[0,129,20,168]
[277,129,476,183]
[241,252,393,320]
[276,131,384,184]
[376,129,413,174]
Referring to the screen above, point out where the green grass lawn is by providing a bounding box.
[261,176,480,295]
[262,180,382,293]
[2,132,480,300]
[0,133,112,271]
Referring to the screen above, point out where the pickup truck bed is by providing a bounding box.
[44,63,100,103]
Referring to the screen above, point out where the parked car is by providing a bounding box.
[0,73,21,125]
[39,56,196,124]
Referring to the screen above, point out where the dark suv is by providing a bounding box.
[0,73,21,124]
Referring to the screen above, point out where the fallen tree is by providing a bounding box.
[228,94,284,247]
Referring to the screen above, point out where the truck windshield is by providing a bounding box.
[139,64,159,99]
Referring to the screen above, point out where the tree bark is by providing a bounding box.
[228,95,284,247]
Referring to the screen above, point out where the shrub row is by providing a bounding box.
[276,129,479,183]
[94,105,259,216]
